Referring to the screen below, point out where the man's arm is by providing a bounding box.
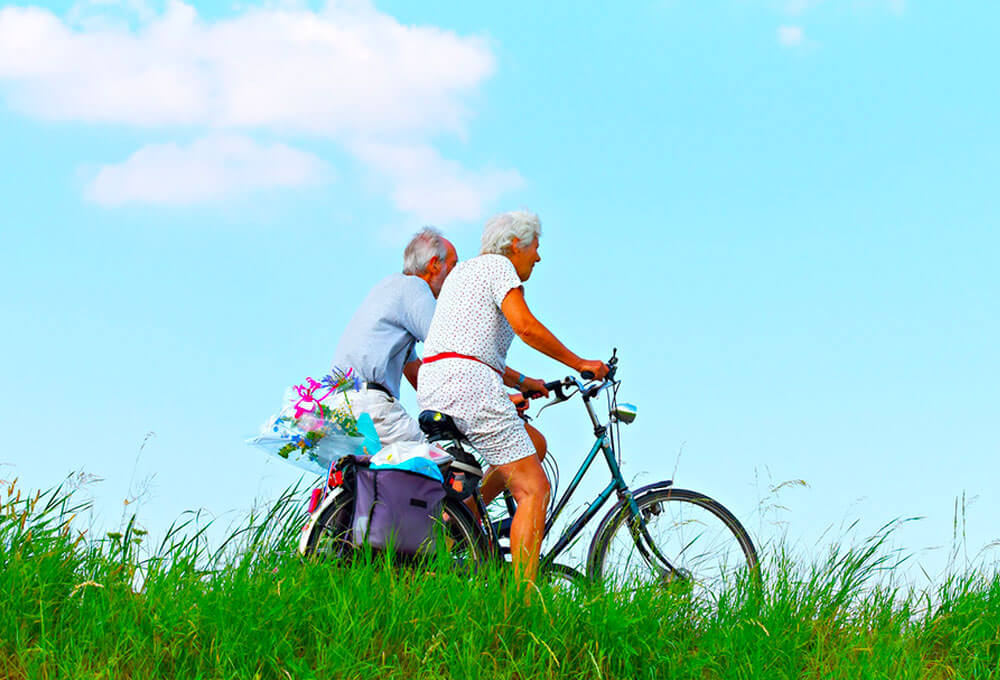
[402,281,437,342]
[403,359,421,391]
[399,280,436,392]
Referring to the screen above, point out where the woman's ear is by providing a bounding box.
[509,237,521,253]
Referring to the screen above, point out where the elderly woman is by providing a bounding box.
[417,210,608,584]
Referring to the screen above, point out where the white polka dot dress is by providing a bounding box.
[417,255,536,466]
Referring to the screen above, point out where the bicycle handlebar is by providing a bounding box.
[524,349,620,406]
[579,347,618,382]
[542,379,566,399]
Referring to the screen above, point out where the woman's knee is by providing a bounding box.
[525,423,548,460]
[505,457,550,503]
[518,474,549,507]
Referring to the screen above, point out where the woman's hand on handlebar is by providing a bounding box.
[577,359,610,381]
[519,376,550,398]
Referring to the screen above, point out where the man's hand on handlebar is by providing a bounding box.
[577,359,610,381]
[510,392,530,415]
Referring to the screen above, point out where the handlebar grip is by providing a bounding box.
[580,370,595,380]
[538,378,569,401]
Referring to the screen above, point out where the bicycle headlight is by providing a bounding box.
[612,402,637,424]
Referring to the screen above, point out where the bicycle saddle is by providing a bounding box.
[418,410,467,443]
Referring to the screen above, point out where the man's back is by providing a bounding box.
[332,273,435,399]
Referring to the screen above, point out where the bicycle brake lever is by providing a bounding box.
[535,400,557,418]
[543,379,568,401]
[533,379,577,418]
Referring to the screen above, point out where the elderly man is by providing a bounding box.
[331,227,458,445]
[418,210,608,584]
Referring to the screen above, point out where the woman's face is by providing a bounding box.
[509,236,541,282]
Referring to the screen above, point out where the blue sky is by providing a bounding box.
[2,0,997,580]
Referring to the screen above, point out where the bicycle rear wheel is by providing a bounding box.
[302,491,355,561]
[587,487,759,598]
[302,491,489,568]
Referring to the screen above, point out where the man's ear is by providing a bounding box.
[427,256,441,275]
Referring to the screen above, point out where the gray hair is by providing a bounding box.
[481,210,542,255]
[402,226,448,275]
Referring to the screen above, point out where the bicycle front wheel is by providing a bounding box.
[587,487,759,597]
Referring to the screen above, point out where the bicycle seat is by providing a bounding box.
[418,410,468,443]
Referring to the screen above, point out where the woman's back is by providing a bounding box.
[423,254,524,373]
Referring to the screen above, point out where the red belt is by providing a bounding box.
[423,352,503,376]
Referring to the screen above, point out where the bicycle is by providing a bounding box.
[301,350,759,597]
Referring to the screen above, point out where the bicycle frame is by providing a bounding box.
[535,379,654,570]
[460,375,663,571]
[538,425,625,569]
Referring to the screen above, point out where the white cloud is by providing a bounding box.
[351,141,524,224]
[777,24,806,47]
[0,1,521,221]
[85,135,329,205]
[0,1,493,135]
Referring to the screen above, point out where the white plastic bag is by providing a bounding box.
[370,441,454,467]
[368,441,454,483]
[246,370,380,476]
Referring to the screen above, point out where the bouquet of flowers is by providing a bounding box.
[247,368,379,476]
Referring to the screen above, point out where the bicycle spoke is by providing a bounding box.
[592,489,757,600]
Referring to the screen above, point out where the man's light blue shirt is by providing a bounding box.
[331,274,436,398]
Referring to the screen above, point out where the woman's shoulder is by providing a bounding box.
[466,253,515,274]
[441,255,515,298]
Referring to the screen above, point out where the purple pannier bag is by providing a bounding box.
[351,464,446,555]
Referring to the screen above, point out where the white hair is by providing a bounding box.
[402,227,448,275]
[480,210,542,255]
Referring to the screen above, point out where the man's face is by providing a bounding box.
[428,240,458,297]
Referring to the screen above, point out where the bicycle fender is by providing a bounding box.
[585,479,673,572]
[297,487,350,556]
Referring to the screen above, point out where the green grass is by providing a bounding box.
[2,482,999,680]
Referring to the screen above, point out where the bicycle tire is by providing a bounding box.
[302,491,490,568]
[587,487,759,597]
[539,562,589,594]
[301,491,355,560]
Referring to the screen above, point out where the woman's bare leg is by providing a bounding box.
[477,423,546,507]
[495,453,550,584]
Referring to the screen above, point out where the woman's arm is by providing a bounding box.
[501,287,583,370]
[502,366,549,396]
